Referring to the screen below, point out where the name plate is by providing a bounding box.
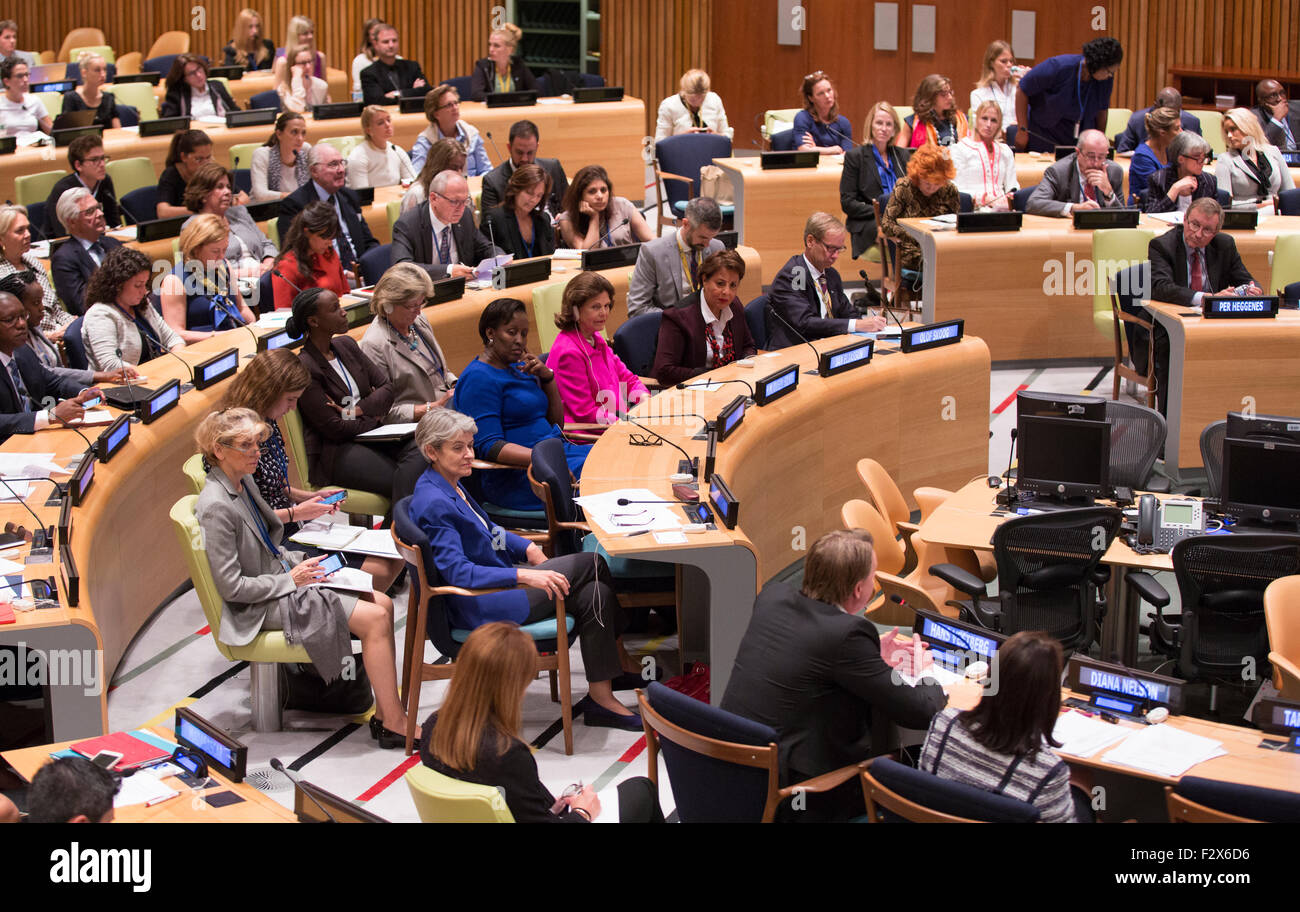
[1067,655,1185,715]
[1202,295,1278,319]
[708,473,739,529]
[818,338,873,376]
[754,363,799,406]
[492,257,551,289]
[900,319,964,353]
[193,348,240,390]
[1072,208,1141,230]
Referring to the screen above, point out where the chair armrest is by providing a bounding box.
[1144,475,1171,494]
[429,584,520,598]
[1126,571,1170,609]
[1268,651,1300,693]
[556,520,592,533]
[779,762,862,797]
[657,170,693,186]
[639,376,663,391]
[929,563,986,598]
[472,458,515,471]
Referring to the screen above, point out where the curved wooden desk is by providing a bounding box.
[583,333,991,702]
[0,249,761,739]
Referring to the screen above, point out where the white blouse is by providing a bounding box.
[970,81,1018,129]
[346,141,416,189]
[951,136,1019,208]
[655,92,733,141]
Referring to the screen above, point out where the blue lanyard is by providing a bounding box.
[243,483,291,571]
[131,311,163,361]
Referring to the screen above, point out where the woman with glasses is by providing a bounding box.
[907,74,967,148]
[82,246,185,371]
[160,214,256,343]
[271,203,349,311]
[0,56,51,136]
[410,84,490,176]
[793,70,852,154]
[194,406,408,749]
[1145,132,1218,213]
[60,52,120,129]
[160,54,238,119]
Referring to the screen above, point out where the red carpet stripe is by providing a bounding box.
[618,739,646,763]
[992,384,1028,416]
[356,754,421,802]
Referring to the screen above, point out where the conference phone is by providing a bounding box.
[1134,495,1205,552]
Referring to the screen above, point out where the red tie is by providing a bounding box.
[1190,249,1205,293]
[1082,179,1096,203]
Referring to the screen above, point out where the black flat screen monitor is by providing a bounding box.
[1016,390,1107,422]
[1220,437,1300,525]
[1225,411,1300,446]
[1016,415,1111,501]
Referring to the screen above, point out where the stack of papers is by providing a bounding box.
[1051,710,1136,757]
[574,488,684,534]
[291,524,400,558]
[552,248,584,260]
[255,311,291,328]
[1100,724,1228,777]
[115,770,180,808]
[357,422,416,440]
[309,566,374,595]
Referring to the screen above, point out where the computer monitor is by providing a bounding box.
[1015,414,1111,502]
[1225,411,1300,446]
[1219,437,1300,525]
[1016,389,1107,422]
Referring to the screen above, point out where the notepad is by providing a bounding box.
[291,525,400,558]
[356,423,416,441]
[1051,710,1136,757]
[114,770,180,808]
[309,566,375,595]
[1100,724,1228,777]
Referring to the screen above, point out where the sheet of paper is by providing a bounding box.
[64,410,114,427]
[356,422,416,440]
[310,566,375,595]
[114,770,180,808]
[474,254,514,282]
[0,452,56,476]
[1051,710,1137,757]
[291,525,400,559]
[897,663,965,687]
[1100,723,1228,777]
[196,115,228,126]
[552,248,584,260]
[653,530,688,545]
[0,480,31,502]
[575,488,685,534]
[1146,211,1183,224]
[256,311,291,327]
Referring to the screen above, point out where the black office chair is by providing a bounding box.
[745,294,769,349]
[121,186,158,224]
[958,192,973,213]
[770,129,796,152]
[1277,188,1300,216]
[358,243,392,286]
[62,317,88,370]
[1199,420,1226,499]
[1216,188,1233,209]
[611,311,662,381]
[1104,399,1169,492]
[1129,533,1300,686]
[248,89,281,111]
[1167,776,1300,822]
[860,757,1042,823]
[1012,185,1036,212]
[930,507,1123,653]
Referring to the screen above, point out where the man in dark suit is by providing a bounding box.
[721,529,946,821]
[479,120,569,218]
[41,135,121,238]
[1026,130,1126,217]
[277,144,378,280]
[767,212,886,350]
[392,171,502,280]
[360,24,427,106]
[1144,198,1260,416]
[49,187,123,316]
[1114,87,1203,153]
[1253,79,1300,152]
[0,291,102,444]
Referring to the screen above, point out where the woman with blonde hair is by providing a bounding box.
[347,106,416,190]
[970,40,1019,132]
[881,144,958,278]
[906,74,968,148]
[276,41,329,113]
[469,22,539,101]
[272,15,327,81]
[409,84,490,176]
[223,8,274,70]
[160,213,256,342]
[840,101,912,258]
[655,68,732,140]
[952,100,1018,210]
[1217,107,1295,210]
[419,622,602,821]
[60,52,120,128]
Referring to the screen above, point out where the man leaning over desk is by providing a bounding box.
[1026,130,1126,217]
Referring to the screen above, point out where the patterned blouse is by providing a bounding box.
[880,177,960,271]
[0,253,75,333]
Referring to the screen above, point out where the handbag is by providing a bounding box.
[698,164,734,205]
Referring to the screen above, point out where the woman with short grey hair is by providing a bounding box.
[1145,130,1219,213]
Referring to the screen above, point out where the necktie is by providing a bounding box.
[1082,176,1096,202]
[329,195,356,268]
[1190,248,1205,293]
[1279,118,1297,151]
[689,249,700,290]
[7,359,31,411]
[816,275,831,318]
[438,227,451,266]
[88,241,105,265]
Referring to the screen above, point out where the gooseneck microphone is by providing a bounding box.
[0,477,54,548]
[159,347,195,384]
[764,300,821,374]
[115,348,146,412]
[827,125,859,148]
[271,267,303,295]
[269,757,336,823]
[676,378,755,396]
[616,409,697,476]
[994,428,1020,507]
[616,497,693,507]
[484,130,505,165]
[100,186,134,226]
[599,217,630,248]
[860,269,907,335]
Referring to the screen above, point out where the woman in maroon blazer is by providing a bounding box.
[652,249,757,387]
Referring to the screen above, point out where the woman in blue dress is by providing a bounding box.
[452,297,590,512]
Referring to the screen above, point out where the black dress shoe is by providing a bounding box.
[369,715,407,749]
[576,695,643,731]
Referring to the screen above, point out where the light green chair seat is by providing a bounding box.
[1272,234,1300,296]
[320,135,364,159]
[229,142,262,172]
[1092,228,1155,336]
[1105,107,1133,144]
[1193,110,1226,155]
[33,92,63,118]
[105,83,158,121]
[531,279,573,354]
[104,156,157,197]
[763,108,799,139]
[68,45,115,64]
[387,199,402,235]
[181,453,207,495]
[15,170,67,207]
[405,765,514,822]
[280,409,391,519]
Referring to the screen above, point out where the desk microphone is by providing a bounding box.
[60,421,95,451]
[994,428,1020,507]
[271,267,303,295]
[827,125,859,148]
[158,347,195,385]
[269,757,337,823]
[616,409,696,476]
[860,269,908,335]
[114,348,146,414]
[764,300,821,374]
[485,211,501,257]
[484,130,505,165]
[0,477,54,548]
[616,497,693,506]
[676,378,755,396]
[100,186,133,226]
[600,217,630,248]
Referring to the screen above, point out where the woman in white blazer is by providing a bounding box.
[655,69,733,141]
[81,247,185,371]
[952,101,1019,210]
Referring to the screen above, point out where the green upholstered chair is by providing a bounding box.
[15,170,67,207]
[1272,234,1300,297]
[405,765,514,822]
[181,453,207,495]
[104,157,158,198]
[104,83,158,121]
[279,409,391,522]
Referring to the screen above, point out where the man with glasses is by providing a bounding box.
[1015,36,1123,153]
[392,170,502,280]
[1253,79,1300,152]
[1144,132,1218,214]
[41,135,122,238]
[50,187,123,315]
[1026,129,1125,217]
[0,291,102,443]
[1144,198,1260,415]
[627,197,725,317]
[359,24,427,106]
[277,144,378,280]
[766,211,886,351]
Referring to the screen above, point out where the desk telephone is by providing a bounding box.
[1136,495,1205,551]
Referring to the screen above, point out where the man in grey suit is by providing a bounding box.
[392,171,503,280]
[479,120,569,218]
[626,197,724,317]
[1026,130,1126,217]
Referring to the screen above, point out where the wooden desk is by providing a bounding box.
[1147,302,1300,482]
[582,333,991,702]
[141,69,350,111]
[0,248,761,739]
[898,214,1300,362]
[1,98,647,207]
[2,726,296,822]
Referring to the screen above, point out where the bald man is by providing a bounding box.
[1114,86,1203,153]
[1253,79,1300,152]
[1025,130,1126,217]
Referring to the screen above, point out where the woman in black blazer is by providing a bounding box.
[481,164,556,260]
[1143,131,1219,213]
[652,249,757,387]
[840,101,913,259]
[159,54,238,119]
[289,288,413,505]
[469,23,539,101]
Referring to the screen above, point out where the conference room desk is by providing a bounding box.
[2,726,297,822]
[897,213,1300,362]
[713,152,1128,282]
[1147,302,1300,482]
[0,98,646,209]
[582,332,991,703]
[0,248,761,740]
[143,68,350,110]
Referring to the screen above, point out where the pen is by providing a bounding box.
[620,530,650,537]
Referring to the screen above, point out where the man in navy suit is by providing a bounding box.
[1114,87,1203,153]
[766,212,885,350]
[277,144,378,281]
[49,187,123,316]
[0,291,102,443]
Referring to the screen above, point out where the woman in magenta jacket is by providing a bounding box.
[546,271,648,430]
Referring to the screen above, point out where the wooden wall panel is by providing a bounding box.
[604,0,712,142]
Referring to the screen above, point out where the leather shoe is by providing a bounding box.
[369,715,407,750]
[576,695,642,731]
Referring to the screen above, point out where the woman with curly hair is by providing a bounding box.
[271,202,349,311]
[880,144,958,279]
[82,246,185,371]
[906,74,968,148]
[1015,36,1123,153]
